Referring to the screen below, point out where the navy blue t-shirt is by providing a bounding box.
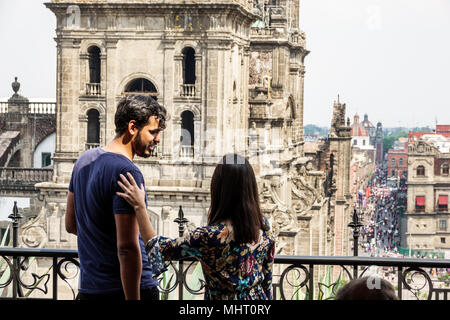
[69,148,157,294]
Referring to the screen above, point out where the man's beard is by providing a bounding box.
[133,130,157,158]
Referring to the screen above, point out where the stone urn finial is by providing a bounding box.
[12,77,20,94]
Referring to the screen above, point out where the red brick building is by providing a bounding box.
[387,137,408,178]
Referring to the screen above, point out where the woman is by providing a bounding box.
[116,154,275,300]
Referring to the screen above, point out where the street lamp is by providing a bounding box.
[348,209,364,279]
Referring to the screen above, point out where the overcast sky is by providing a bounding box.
[0,0,449,127]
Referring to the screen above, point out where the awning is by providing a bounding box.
[438,195,448,205]
[416,196,425,206]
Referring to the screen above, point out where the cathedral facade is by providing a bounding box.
[19,0,353,260]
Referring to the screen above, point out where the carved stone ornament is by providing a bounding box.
[20,206,48,248]
[290,161,325,217]
[259,175,296,236]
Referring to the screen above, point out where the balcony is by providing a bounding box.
[179,145,194,158]
[1,206,450,301]
[1,248,450,300]
[180,84,196,98]
[85,83,101,96]
[85,143,100,150]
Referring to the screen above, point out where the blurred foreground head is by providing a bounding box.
[334,276,399,300]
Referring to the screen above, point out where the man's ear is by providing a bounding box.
[127,120,138,136]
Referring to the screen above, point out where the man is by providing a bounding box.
[65,94,167,300]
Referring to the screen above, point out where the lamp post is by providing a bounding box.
[173,205,188,300]
[8,201,23,299]
[349,208,364,279]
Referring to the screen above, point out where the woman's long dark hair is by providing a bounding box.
[207,154,265,244]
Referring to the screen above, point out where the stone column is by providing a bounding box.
[79,53,88,95]
[194,53,202,98]
[105,39,118,141]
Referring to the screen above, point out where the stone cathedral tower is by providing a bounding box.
[21,0,352,259]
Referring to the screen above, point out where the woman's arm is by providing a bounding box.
[116,172,156,243]
[261,241,275,299]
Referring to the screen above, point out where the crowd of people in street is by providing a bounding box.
[357,166,406,258]
[356,165,450,283]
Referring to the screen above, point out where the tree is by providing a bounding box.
[383,131,408,152]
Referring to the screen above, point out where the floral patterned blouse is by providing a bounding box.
[146,220,275,300]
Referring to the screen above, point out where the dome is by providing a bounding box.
[351,114,368,137]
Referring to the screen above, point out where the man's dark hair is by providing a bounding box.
[114,94,167,135]
[334,276,399,300]
[208,154,267,244]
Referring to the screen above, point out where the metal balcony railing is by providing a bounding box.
[1,204,450,300]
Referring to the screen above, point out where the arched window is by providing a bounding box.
[442,163,449,175]
[180,110,194,158]
[87,109,100,149]
[88,46,101,84]
[182,47,196,85]
[124,78,158,100]
[417,165,425,176]
[391,158,396,167]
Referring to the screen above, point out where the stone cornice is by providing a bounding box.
[46,2,259,21]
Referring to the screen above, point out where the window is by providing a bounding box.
[363,139,366,146]
[41,153,51,167]
[442,163,449,175]
[88,46,101,84]
[182,47,196,85]
[124,78,158,100]
[439,219,447,231]
[441,237,446,244]
[353,139,357,146]
[391,158,396,167]
[87,109,100,148]
[416,165,425,176]
[399,158,403,167]
[415,196,425,212]
[438,195,448,212]
[180,110,194,158]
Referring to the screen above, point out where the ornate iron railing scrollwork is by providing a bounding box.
[0,255,14,289]
[357,265,371,278]
[18,273,50,295]
[278,264,310,300]
[156,260,181,299]
[182,259,206,296]
[56,258,80,300]
[339,265,354,281]
[402,267,433,300]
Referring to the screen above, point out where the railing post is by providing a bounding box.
[174,206,188,300]
[348,209,363,279]
[9,201,23,298]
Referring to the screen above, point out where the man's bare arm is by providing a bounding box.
[114,213,142,300]
[65,192,77,235]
